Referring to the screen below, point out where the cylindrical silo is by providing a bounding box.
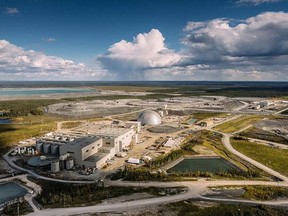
[65,158,74,170]
[36,143,43,153]
[51,160,60,172]
[51,145,59,155]
[43,144,51,154]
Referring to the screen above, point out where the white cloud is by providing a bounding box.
[178,12,288,81]
[45,38,56,42]
[97,29,181,80]
[4,7,19,15]
[96,12,288,81]
[0,40,106,80]
[235,0,285,5]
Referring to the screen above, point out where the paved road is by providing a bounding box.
[25,179,288,216]
[215,131,288,182]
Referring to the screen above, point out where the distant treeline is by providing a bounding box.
[0,99,57,117]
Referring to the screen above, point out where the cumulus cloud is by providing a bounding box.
[4,7,19,15]
[0,40,106,80]
[235,0,285,5]
[179,12,288,80]
[97,29,181,80]
[96,12,288,81]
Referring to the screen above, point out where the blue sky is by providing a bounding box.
[1,0,288,81]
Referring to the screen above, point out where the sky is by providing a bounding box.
[1,0,288,81]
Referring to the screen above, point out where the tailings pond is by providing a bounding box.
[167,157,236,173]
[0,182,28,204]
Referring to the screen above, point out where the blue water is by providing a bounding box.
[0,88,96,96]
[0,118,12,124]
[0,182,28,204]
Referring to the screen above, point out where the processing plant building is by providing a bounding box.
[36,126,138,169]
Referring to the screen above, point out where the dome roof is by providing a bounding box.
[137,110,161,126]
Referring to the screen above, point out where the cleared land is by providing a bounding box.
[239,127,288,145]
[214,115,263,133]
[231,138,288,176]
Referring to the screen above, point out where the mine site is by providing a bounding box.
[2,83,288,216]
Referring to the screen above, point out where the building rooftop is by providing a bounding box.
[64,136,102,149]
[84,152,108,163]
[94,127,133,137]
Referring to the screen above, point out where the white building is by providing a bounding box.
[59,127,137,169]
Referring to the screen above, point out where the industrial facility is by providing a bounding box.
[34,122,140,171]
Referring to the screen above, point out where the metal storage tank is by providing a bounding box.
[65,158,74,170]
[51,145,59,155]
[51,160,60,172]
[36,143,43,153]
[43,144,51,154]
[137,110,161,126]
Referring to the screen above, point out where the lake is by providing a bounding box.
[0,88,97,96]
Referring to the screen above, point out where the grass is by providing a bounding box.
[242,185,288,201]
[239,127,288,145]
[214,115,263,133]
[0,115,61,153]
[61,121,83,129]
[192,112,228,121]
[231,138,288,176]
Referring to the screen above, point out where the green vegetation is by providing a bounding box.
[2,199,32,215]
[62,93,175,102]
[192,112,227,121]
[231,138,288,176]
[0,99,57,117]
[148,149,187,169]
[146,137,201,169]
[61,121,83,129]
[242,186,288,201]
[0,115,60,154]
[214,115,263,133]
[239,127,288,145]
[111,165,260,181]
[281,109,288,115]
[200,131,265,176]
[34,179,182,208]
[165,201,288,216]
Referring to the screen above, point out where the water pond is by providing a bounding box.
[167,157,236,173]
[0,182,28,204]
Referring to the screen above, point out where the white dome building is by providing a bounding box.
[137,110,161,126]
